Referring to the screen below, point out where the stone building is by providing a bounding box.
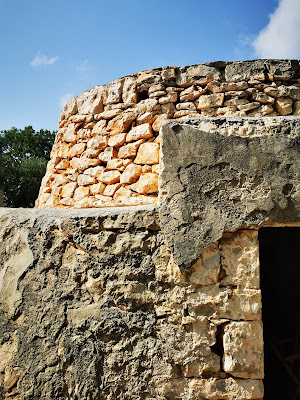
[0,59,300,399]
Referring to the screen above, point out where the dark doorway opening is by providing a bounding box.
[259,228,300,399]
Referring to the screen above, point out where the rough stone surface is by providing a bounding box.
[160,117,300,268]
[36,59,300,209]
[0,207,263,399]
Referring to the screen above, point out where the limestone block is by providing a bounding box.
[68,142,86,157]
[86,136,108,151]
[108,132,126,147]
[74,186,90,200]
[161,67,176,81]
[294,101,300,115]
[114,187,132,199]
[83,165,105,178]
[238,101,261,112]
[122,76,138,104]
[134,142,159,165]
[61,182,78,197]
[106,78,124,105]
[176,102,196,110]
[176,64,220,87]
[180,85,207,102]
[70,157,100,172]
[89,182,105,195]
[60,97,77,121]
[222,81,249,91]
[118,139,145,159]
[130,173,158,194]
[223,321,264,379]
[251,91,275,104]
[56,159,70,170]
[106,158,124,171]
[136,111,157,125]
[149,90,166,98]
[126,123,153,142]
[160,118,300,269]
[91,119,107,135]
[187,377,264,399]
[220,230,260,288]
[99,170,121,184]
[120,163,142,184]
[151,114,170,132]
[99,147,117,163]
[224,98,249,107]
[159,92,178,104]
[106,111,136,135]
[76,86,106,114]
[77,174,97,186]
[174,110,199,118]
[186,285,261,321]
[181,353,220,377]
[197,93,224,110]
[275,96,293,115]
[289,85,300,101]
[148,83,165,95]
[103,183,122,196]
[189,242,220,286]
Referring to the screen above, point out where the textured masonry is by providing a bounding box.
[0,207,264,400]
[1,60,300,399]
[35,59,300,209]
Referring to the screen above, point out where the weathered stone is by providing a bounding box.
[103,183,122,196]
[92,119,107,135]
[251,91,275,104]
[294,101,300,115]
[122,76,138,104]
[98,147,117,163]
[223,321,264,379]
[77,174,97,186]
[74,185,90,200]
[60,181,78,198]
[180,85,207,102]
[70,157,100,172]
[83,165,105,178]
[274,96,293,115]
[160,117,300,268]
[134,142,159,164]
[99,170,121,184]
[106,78,124,105]
[189,242,220,285]
[89,182,105,195]
[120,163,142,184]
[77,86,106,114]
[176,102,196,110]
[197,93,224,110]
[108,132,126,147]
[174,110,199,118]
[106,158,124,171]
[238,102,261,112]
[86,136,108,151]
[131,173,158,193]
[159,92,177,104]
[106,111,136,135]
[68,142,86,157]
[126,123,153,142]
[221,230,260,288]
[151,114,170,132]
[176,64,220,87]
[118,139,145,159]
[224,98,248,107]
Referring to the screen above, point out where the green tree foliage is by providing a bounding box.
[0,126,56,207]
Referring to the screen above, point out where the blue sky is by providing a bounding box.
[0,0,299,132]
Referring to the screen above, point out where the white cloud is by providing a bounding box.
[31,51,59,67]
[76,60,89,72]
[59,92,74,109]
[252,0,300,58]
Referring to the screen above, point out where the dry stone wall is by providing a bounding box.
[0,207,263,400]
[36,59,300,209]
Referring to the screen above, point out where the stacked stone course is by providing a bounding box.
[36,59,300,209]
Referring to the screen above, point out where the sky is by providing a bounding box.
[0,0,299,132]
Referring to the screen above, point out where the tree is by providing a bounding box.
[0,126,56,207]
